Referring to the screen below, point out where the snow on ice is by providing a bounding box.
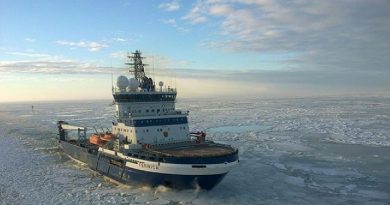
[0,97,389,204]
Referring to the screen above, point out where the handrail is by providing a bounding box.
[113,87,177,94]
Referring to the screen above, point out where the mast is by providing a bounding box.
[126,50,155,91]
[126,50,147,81]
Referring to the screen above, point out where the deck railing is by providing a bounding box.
[113,87,177,94]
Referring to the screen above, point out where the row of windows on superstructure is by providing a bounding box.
[130,108,175,114]
[113,93,176,103]
[133,117,187,126]
[117,108,176,118]
[114,126,186,133]
[115,127,133,133]
[163,94,175,100]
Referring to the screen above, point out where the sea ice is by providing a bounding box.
[0,97,389,204]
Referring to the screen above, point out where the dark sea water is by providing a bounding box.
[0,97,389,205]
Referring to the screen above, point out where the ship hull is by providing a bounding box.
[59,140,231,190]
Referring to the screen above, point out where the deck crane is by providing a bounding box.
[57,121,87,142]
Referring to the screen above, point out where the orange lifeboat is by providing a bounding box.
[89,132,116,145]
[89,134,105,145]
[102,132,116,141]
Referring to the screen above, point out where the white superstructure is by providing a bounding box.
[111,51,190,146]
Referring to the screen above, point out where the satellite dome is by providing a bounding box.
[116,76,129,89]
[128,78,139,91]
[159,81,164,87]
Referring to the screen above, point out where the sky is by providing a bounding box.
[1,0,390,102]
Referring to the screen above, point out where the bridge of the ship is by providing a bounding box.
[113,91,177,102]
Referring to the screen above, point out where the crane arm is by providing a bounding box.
[60,123,87,131]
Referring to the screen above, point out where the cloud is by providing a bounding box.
[110,51,128,59]
[139,50,389,97]
[183,0,390,73]
[143,52,190,70]
[160,18,190,32]
[4,51,51,58]
[156,67,390,97]
[209,4,232,16]
[0,59,113,74]
[56,40,108,52]
[107,51,389,97]
[182,2,208,24]
[24,38,36,43]
[1,52,388,97]
[174,77,268,98]
[111,38,127,42]
[161,18,177,25]
[0,51,183,75]
[159,0,180,11]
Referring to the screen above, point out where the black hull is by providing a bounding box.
[59,141,228,190]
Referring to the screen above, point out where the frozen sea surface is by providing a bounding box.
[0,97,389,205]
